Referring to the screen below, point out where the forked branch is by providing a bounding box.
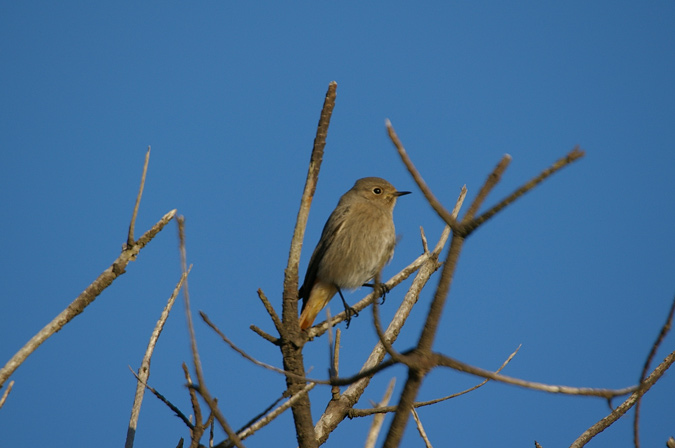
[0,147,175,389]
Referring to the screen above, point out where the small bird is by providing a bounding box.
[298,177,410,330]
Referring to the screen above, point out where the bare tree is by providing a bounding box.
[1,83,673,448]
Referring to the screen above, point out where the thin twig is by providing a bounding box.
[125,269,190,448]
[418,344,520,405]
[204,310,397,386]
[249,325,279,345]
[0,380,14,409]
[183,362,206,447]
[233,393,287,437]
[327,308,335,377]
[217,383,316,448]
[351,344,520,417]
[127,146,151,246]
[433,352,636,398]
[633,294,675,448]
[570,349,675,448]
[201,311,302,379]
[364,378,396,448]
[464,147,585,235]
[461,154,511,224]
[420,227,429,254]
[386,119,459,230]
[372,297,408,366]
[209,415,215,448]
[128,367,194,430]
[411,408,433,448]
[182,363,202,432]
[330,328,341,400]
[177,217,245,448]
[256,289,282,335]
[0,208,176,388]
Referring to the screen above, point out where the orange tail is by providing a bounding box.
[299,281,338,330]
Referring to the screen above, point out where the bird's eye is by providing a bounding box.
[373,187,382,195]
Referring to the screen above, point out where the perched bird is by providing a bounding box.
[298,177,410,330]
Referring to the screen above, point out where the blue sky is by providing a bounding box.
[1,2,673,447]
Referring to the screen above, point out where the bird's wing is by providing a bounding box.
[299,205,349,308]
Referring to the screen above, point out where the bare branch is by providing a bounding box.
[234,393,287,438]
[372,298,409,366]
[249,325,279,345]
[127,146,151,246]
[177,217,244,448]
[128,367,194,430]
[256,289,282,335]
[183,362,202,434]
[462,154,511,223]
[570,349,675,448]
[125,269,190,448]
[383,146,588,447]
[203,309,401,387]
[419,226,429,254]
[411,408,433,448]
[330,327,341,400]
[364,378,396,448]
[386,119,459,230]
[279,82,337,448]
[0,208,176,388]
[634,294,675,448]
[202,311,297,379]
[351,344,521,417]
[283,81,338,325]
[383,234,466,447]
[218,383,316,448]
[0,380,14,410]
[433,352,636,398]
[464,147,585,234]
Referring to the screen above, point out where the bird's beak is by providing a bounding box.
[395,191,411,197]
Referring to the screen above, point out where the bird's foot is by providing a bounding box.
[363,282,390,304]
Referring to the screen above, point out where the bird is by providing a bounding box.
[298,177,410,330]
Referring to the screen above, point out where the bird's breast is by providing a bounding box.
[316,206,396,289]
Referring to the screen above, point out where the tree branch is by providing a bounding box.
[313,187,466,444]
[279,81,337,448]
[125,269,190,448]
[0,208,176,388]
[177,217,245,448]
[571,349,675,448]
[634,294,675,448]
[463,147,585,235]
[386,119,459,231]
[127,146,151,246]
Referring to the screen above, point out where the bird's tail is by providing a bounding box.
[299,281,338,330]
